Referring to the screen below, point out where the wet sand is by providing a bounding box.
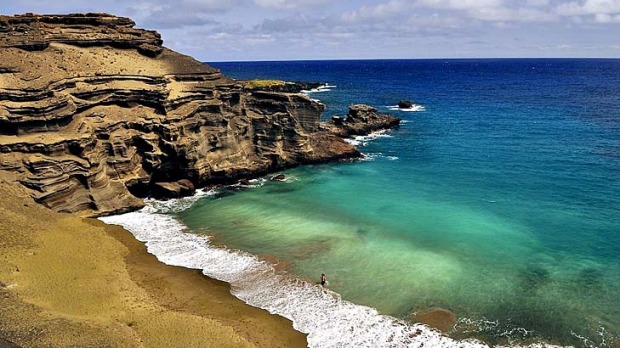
[0,180,306,347]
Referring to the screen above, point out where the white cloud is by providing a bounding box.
[525,0,549,7]
[407,13,464,28]
[340,0,408,23]
[417,0,504,10]
[526,0,549,7]
[127,0,241,29]
[557,0,620,16]
[257,15,319,33]
[181,0,242,12]
[254,0,297,9]
[413,0,557,23]
[593,12,620,21]
[537,43,574,50]
[254,0,341,9]
[554,0,620,25]
[468,7,556,22]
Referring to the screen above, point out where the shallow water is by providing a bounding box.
[179,161,618,346]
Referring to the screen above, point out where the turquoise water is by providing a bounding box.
[178,59,620,347]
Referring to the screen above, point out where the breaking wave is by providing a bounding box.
[387,104,426,112]
[100,196,564,348]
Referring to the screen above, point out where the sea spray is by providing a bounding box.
[387,104,426,112]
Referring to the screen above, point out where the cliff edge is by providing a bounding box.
[0,13,374,216]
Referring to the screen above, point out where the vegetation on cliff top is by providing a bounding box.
[241,79,287,89]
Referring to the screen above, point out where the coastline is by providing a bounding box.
[0,180,306,347]
[100,185,497,348]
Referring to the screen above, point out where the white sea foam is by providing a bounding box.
[100,197,565,348]
[301,83,336,94]
[269,174,299,183]
[344,129,394,147]
[359,153,378,161]
[387,104,426,112]
[345,130,398,161]
[359,153,399,162]
[571,325,616,348]
[145,188,215,214]
[343,138,361,146]
[229,178,268,189]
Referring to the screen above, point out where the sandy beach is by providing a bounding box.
[0,179,306,347]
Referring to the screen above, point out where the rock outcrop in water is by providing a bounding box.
[322,104,401,137]
[0,13,398,216]
[398,100,413,109]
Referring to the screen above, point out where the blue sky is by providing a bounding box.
[2,0,619,61]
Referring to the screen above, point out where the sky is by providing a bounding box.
[1,0,619,61]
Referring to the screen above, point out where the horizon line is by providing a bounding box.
[205,57,620,63]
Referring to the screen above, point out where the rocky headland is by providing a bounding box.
[0,13,399,217]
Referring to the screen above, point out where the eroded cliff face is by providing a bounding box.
[0,13,359,216]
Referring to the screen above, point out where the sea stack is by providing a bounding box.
[322,104,401,137]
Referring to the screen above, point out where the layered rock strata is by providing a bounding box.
[0,14,397,216]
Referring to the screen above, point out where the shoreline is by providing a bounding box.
[101,174,574,348]
[101,219,307,347]
[0,180,306,347]
[101,189,493,348]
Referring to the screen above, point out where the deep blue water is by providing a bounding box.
[187,59,620,347]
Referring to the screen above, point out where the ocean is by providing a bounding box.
[101,59,620,348]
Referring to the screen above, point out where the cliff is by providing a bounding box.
[0,13,397,216]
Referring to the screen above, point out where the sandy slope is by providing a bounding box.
[0,179,306,347]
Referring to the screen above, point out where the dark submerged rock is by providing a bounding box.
[238,179,252,186]
[270,174,286,182]
[411,308,457,333]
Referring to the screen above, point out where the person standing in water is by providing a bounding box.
[320,273,327,287]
